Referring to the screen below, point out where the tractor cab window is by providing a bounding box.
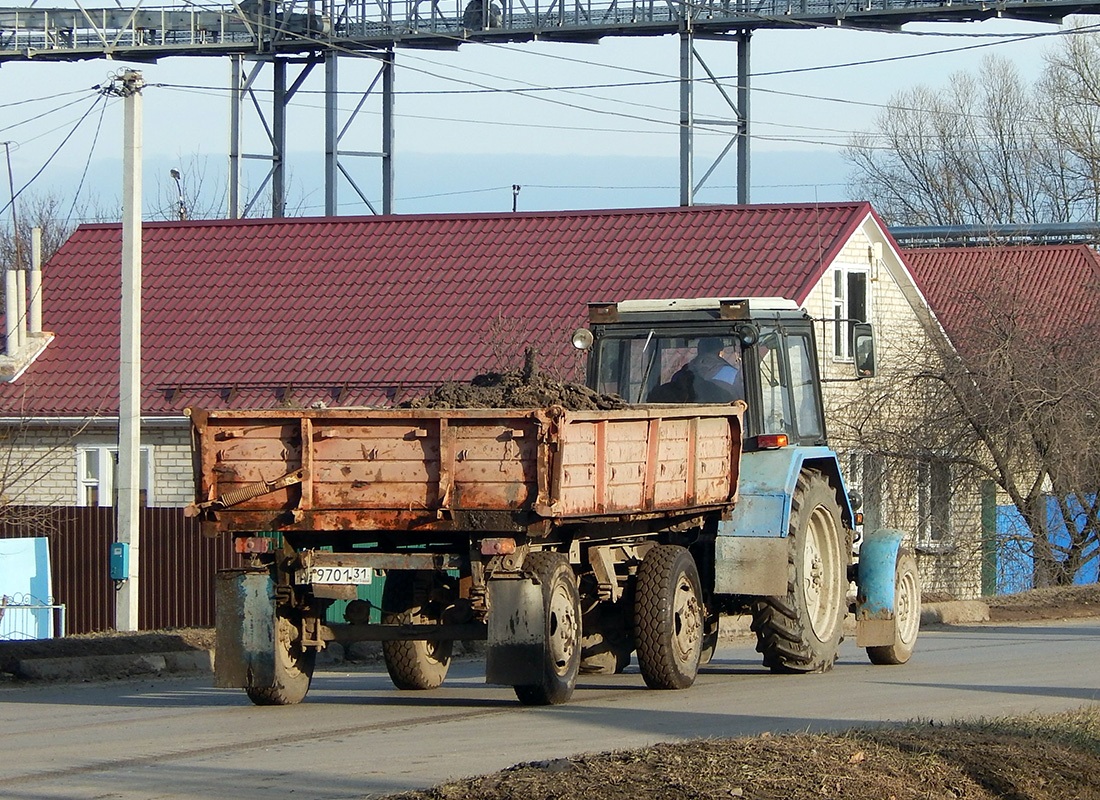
[755,326,825,444]
[594,333,744,405]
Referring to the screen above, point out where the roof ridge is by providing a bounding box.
[77,201,870,231]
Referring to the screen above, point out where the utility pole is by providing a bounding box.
[3,142,21,271]
[111,70,145,632]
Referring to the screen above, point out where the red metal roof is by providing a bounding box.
[1,202,877,416]
[903,244,1100,354]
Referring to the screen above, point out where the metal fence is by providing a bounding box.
[0,507,238,635]
[0,593,66,640]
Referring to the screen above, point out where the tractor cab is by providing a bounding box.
[576,297,872,449]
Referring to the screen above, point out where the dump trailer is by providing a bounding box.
[189,297,920,706]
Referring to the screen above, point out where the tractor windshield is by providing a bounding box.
[592,333,745,406]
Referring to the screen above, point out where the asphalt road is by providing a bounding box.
[2,619,1098,800]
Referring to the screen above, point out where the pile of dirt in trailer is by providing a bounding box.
[385,709,1100,800]
[401,350,628,411]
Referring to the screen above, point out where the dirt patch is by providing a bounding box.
[401,349,628,411]
[386,710,1100,800]
[986,583,1100,622]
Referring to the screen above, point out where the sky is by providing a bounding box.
[0,4,1093,219]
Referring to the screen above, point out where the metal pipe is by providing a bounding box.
[736,30,750,205]
[4,268,17,356]
[29,226,41,335]
[679,29,692,207]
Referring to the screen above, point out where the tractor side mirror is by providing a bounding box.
[853,323,875,379]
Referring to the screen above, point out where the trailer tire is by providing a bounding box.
[513,552,581,706]
[751,469,847,674]
[634,545,704,690]
[867,550,921,666]
[245,614,316,706]
[382,570,453,690]
[580,596,633,675]
[699,611,720,667]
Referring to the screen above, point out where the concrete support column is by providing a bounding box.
[116,69,145,633]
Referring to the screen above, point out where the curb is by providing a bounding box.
[12,649,214,681]
[921,600,990,625]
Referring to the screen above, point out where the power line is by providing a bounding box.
[64,97,111,229]
[0,93,109,220]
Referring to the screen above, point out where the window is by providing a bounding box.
[77,447,153,507]
[595,333,743,405]
[786,333,823,440]
[757,327,824,444]
[833,267,869,360]
[916,457,952,545]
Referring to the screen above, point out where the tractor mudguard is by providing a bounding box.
[717,446,855,539]
[855,529,904,647]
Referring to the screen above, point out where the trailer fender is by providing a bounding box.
[485,576,546,687]
[855,529,904,647]
[213,568,276,689]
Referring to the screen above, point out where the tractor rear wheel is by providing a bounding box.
[751,469,847,673]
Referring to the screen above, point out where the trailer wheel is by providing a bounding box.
[245,614,316,706]
[699,611,720,667]
[382,571,453,690]
[867,550,921,666]
[634,545,704,690]
[751,469,847,674]
[580,599,634,675]
[513,552,581,705]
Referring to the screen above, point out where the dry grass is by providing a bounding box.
[387,708,1100,800]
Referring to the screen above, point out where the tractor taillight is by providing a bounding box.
[757,433,789,449]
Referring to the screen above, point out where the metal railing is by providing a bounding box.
[0,593,66,640]
[2,0,1091,61]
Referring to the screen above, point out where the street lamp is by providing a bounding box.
[170,168,187,221]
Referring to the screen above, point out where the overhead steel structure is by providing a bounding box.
[1,0,1097,216]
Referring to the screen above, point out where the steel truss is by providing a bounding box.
[1,0,1094,213]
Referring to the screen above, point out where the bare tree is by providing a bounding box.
[846,45,1100,226]
[831,257,1100,587]
[149,155,233,222]
[0,193,79,272]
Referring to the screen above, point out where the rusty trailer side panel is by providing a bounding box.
[188,404,743,535]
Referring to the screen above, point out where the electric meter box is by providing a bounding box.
[110,542,130,581]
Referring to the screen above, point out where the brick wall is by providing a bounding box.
[1,422,194,508]
[808,221,985,599]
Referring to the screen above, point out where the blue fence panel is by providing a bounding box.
[996,495,1100,593]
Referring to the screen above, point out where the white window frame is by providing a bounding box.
[76,446,154,508]
[833,266,870,361]
[916,456,953,548]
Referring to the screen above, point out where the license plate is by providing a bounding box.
[307,566,374,585]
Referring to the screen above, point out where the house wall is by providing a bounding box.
[1,423,194,508]
[805,221,985,599]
